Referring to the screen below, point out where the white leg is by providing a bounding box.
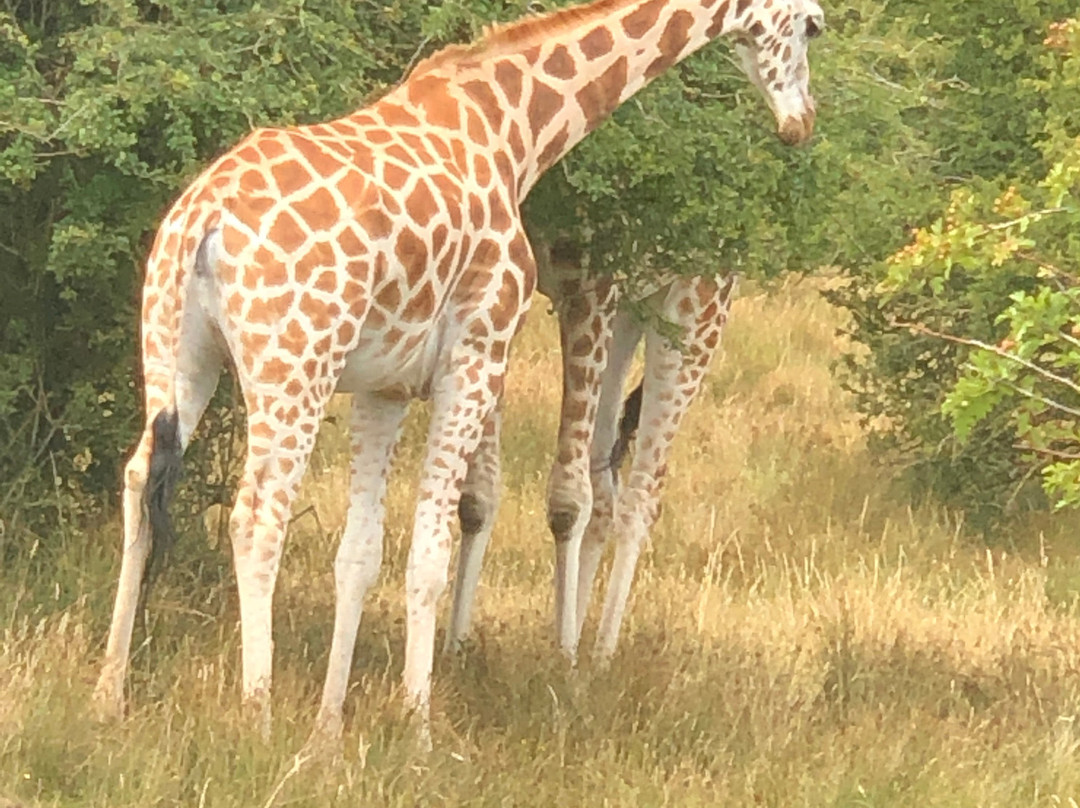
[574,310,642,641]
[594,277,734,661]
[403,324,524,747]
[229,393,327,737]
[445,408,501,654]
[548,282,617,659]
[313,393,408,740]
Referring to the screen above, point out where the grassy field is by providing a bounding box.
[4,276,1080,806]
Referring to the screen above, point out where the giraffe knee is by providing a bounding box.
[547,503,581,544]
[458,492,489,536]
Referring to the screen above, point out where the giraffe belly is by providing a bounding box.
[335,320,451,400]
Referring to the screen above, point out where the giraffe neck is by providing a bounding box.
[418,0,748,199]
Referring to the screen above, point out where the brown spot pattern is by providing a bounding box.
[403,280,436,322]
[527,79,564,135]
[463,80,505,131]
[294,241,335,284]
[495,60,524,105]
[257,136,287,160]
[260,356,292,383]
[575,56,628,132]
[378,104,421,128]
[488,190,512,232]
[395,228,429,286]
[431,224,449,257]
[280,319,310,356]
[544,45,577,79]
[408,74,460,129]
[537,122,571,172]
[508,122,526,163]
[358,207,393,240]
[406,180,440,227]
[579,26,615,60]
[291,136,342,177]
[270,161,311,196]
[292,187,339,231]
[466,109,489,146]
[468,193,486,229]
[298,292,337,331]
[622,0,665,38]
[375,280,402,311]
[383,162,410,190]
[473,154,493,187]
[268,210,308,254]
[646,10,695,79]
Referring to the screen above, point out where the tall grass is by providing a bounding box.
[3,275,1080,806]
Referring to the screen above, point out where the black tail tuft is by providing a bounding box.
[142,408,183,595]
[609,382,643,475]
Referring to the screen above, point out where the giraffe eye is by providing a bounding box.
[805,17,824,39]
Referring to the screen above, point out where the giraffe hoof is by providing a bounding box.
[304,716,345,761]
[241,692,273,741]
[412,723,433,756]
[90,677,125,723]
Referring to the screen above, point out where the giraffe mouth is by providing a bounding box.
[777,106,816,146]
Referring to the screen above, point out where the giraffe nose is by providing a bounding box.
[777,105,815,146]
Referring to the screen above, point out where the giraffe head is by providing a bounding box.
[733,0,824,146]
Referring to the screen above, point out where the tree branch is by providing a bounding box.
[890,318,1080,400]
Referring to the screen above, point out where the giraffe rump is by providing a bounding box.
[142,407,182,592]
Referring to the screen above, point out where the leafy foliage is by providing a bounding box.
[827,1,1080,528]
[1,0,425,540]
[880,18,1080,513]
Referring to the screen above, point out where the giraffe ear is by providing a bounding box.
[805,15,824,39]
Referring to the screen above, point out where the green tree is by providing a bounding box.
[880,18,1080,513]
[828,0,1079,528]
[1,0,427,541]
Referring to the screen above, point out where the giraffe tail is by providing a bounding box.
[609,381,643,475]
[141,407,183,591]
[138,229,220,595]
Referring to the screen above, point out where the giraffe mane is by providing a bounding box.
[411,0,632,75]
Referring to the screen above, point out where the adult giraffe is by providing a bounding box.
[93,0,823,743]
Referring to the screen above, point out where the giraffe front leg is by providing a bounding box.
[312,393,408,744]
[594,276,734,662]
[548,282,617,659]
[403,327,523,749]
[445,407,501,655]
[574,309,643,643]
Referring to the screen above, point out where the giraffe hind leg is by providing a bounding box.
[313,392,408,743]
[594,277,734,662]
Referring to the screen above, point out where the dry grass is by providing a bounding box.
[4,275,1080,806]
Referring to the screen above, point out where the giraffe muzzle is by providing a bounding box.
[777,106,816,146]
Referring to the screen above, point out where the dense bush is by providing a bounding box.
[877,17,1080,515]
[828,0,1079,528]
[1,0,426,542]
